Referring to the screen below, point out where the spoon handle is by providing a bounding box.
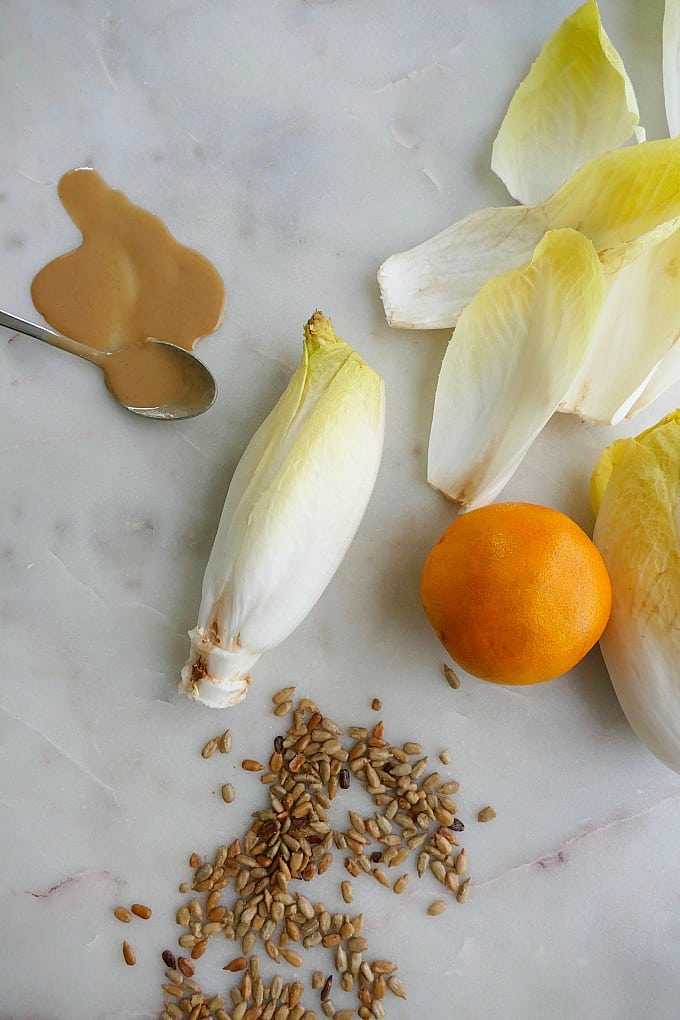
[0,308,103,364]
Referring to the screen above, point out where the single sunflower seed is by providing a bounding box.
[224,956,248,972]
[177,957,194,977]
[445,870,460,894]
[218,729,233,754]
[387,976,407,999]
[443,662,460,688]
[457,877,472,903]
[201,738,218,759]
[280,948,303,967]
[131,903,152,919]
[393,874,408,894]
[273,685,296,705]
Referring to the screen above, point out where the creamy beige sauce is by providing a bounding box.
[102,341,192,410]
[31,167,225,408]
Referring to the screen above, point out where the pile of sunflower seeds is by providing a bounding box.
[156,689,478,1020]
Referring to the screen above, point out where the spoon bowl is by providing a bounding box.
[0,308,217,420]
[102,339,217,419]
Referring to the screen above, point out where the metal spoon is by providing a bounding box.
[0,308,217,420]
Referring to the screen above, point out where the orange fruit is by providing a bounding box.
[420,502,612,685]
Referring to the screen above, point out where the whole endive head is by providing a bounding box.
[180,312,385,708]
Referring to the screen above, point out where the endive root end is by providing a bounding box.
[179,628,257,708]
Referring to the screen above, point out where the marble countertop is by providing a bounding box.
[2,2,680,1018]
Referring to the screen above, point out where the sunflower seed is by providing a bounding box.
[443,663,460,689]
[216,729,232,755]
[388,847,409,868]
[430,860,447,883]
[340,972,354,993]
[241,973,253,1001]
[162,983,184,999]
[387,975,407,999]
[454,849,468,875]
[280,948,303,967]
[224,956,248,972]
[335,943,348,972]
[177,957,194,977]
[423,771,442,792]
[445,870,460,894]
[191,938,207,960]
[348,811,365,833]
[457,877,472,903]
[393,874,408,894]
[273,685,296,705]
[128,902,151,919]
[265,939,280,963]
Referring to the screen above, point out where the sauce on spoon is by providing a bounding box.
[31,168,225,407]
[102,339,211,413]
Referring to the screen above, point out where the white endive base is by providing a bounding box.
[179,628,258,708]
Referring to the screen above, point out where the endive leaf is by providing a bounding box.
[180,312,385,707]
[592,411,680,773]
[428,228,605,508]
[626,330,680,417]
[560,223,680,424]
[492,1,643,206]
[379,137,680,330]
[664,0,680,137]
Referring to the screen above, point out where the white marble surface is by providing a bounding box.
[2,1,680,1017]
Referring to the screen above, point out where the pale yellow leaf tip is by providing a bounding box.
[492,0,643,206]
